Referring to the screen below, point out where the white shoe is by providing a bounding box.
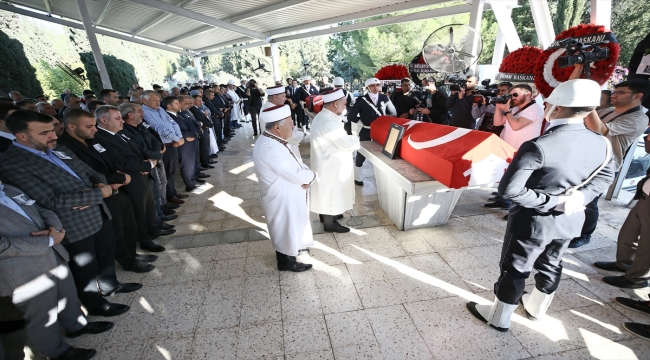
[467,297,518,332]
[521,288,554,320]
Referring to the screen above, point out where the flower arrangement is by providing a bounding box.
[499,46,543,74]
[375,64,410,80]
[533,23,620,97]
[608,65,629,87]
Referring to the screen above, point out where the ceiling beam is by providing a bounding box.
[130,0,196,36]
[199,41,267,57]
[0,3,196,56]
[269,0,447,36]
[94,0,115,26]
[193,37,252,53]
[165,26,217,45]
[128,0,269,41]
[269,4,482,43]
[223,0,310,23]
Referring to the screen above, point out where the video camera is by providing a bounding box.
[556,39,609,78]
[467,79,512,105]
[445,75,467,92]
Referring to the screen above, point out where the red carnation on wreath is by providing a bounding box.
[375,64,410,80]
[499,46,543,75]
[533,23,620,97]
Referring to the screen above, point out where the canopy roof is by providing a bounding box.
[1,0,483,57]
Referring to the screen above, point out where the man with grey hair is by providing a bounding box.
[36,101,57,116]
[15,99,37,112]
[50,98,64,113]
[59,94,81,118]
[7,91,22,103]
[130,93,143,104]
[253,105,316,272]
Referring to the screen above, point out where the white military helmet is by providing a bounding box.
[227,79,235,85]
[332,77,345,86]
[365,77,381,87]
[545,79,601,119]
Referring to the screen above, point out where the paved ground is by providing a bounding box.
[6,122,649,359]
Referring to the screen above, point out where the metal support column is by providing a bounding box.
[270,43,281,82]
[490,1,522,52]
[467,0,485,72]
[77,0,112,89]
[590,0,612,29]
[528,0,555,49]
[194,57,204,81]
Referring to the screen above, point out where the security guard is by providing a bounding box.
[347,77,396,186]
[467,79,615,332]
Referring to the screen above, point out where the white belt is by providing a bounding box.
[362,125,371,129]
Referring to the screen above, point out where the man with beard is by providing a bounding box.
[446,74,480,129]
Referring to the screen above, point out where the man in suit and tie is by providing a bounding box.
[0,110,139,318]
[58,108,159,271]
[202,89,226,152]
[93,106,175,247]
[179,95,210,182]
[162,96,201,192]
[190,94,218,167]
[466,80,615,333]
[0,182,113,360]
[0,104,19,153]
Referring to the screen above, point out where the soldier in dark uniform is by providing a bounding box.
[346,77,397,186]
[466,79,615,332]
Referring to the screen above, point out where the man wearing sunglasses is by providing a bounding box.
[569,78,650,249]
[485,84,545,210]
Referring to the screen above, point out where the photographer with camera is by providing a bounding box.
[472,82,512,133]
[446,75,479,129]
[245,79,265,136]
[485,84,545,210]
[418,76,449,124]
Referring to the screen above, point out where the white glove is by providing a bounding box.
[556,190,586,215]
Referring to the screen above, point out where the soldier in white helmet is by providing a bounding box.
[466,79,615,332]
[346,78,396,186]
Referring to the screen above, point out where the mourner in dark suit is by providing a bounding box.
[190,95,217,168]
[93,106,175,248]
[179,95,210,181]
[346,77,397,186]
[0,183,114,359]
[163,96,199,191]
[58,109,159,271]
[290,79,309,128]
[0,111,139,316]
[203,89,226,151]
[467,80,615,332]
[0,104,19,153]
[237,79,250,117]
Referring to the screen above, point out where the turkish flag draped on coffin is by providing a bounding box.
[370,117,517,189]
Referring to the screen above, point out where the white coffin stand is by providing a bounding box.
[358,140,463,230]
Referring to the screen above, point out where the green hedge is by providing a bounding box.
[0,29,43,97]
[79,52,138,95]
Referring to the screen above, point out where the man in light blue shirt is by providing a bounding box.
[141,90,186,201]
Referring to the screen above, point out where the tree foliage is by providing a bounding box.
[0,28,43,97]
[79,53,138,95]
[610,0,650,67]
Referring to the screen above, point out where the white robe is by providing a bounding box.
[208,127,219,154]
[227,89,242,121]
[261,101,305,162]
[253,132,317,256]
[309,108,360,215]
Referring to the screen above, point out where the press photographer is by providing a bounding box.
[415,76,449,124]
[472,81,513,134]
[446,74,479,129]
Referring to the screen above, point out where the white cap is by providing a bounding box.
[332,77,344,86]
[240,78,247,82]
[260,104,291,124]
[267,85,285,96]
[303,76,311,81]
[227,79,235,85]
[546,79,601,107]
[322,89,345,103]
[365,78,381,87]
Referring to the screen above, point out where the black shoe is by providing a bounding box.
[208,159,218,164]
[323,221,350,233]
[484,201,509,209]
[503,214,509,221]
[158,222,175,230]
[195,179,206,184]
[200,167,209,171]
[162,208,176,216]
[122,260,155,273]
[197,173,210,178]
[52,346,97,360]
[210,154,218,158]
[569,237,590,248]
[603,275,649,289]
[158,229,176,236]
[354,180,364,186]
[67,321,114,338]
[466,302,508,332]
[140,242,166,252]
[204,164,216,168]
[318,214,343,223]
[162,203,180,210]
[135,254,158,262]
[487,196,500,202]
[615,297,650,316]
[87,302,130,317]
[253,133,258,136]
[160,214,178,221]
[623,322,650,340]
[278,262,313,272]
[219,147,227,151]
[594,261,626,272]
[186,186,197,192]
[101,283,142,296]
[0,319,26,334]
[176,194,190,199]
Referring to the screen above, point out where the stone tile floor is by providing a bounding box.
[8,123,650,359]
